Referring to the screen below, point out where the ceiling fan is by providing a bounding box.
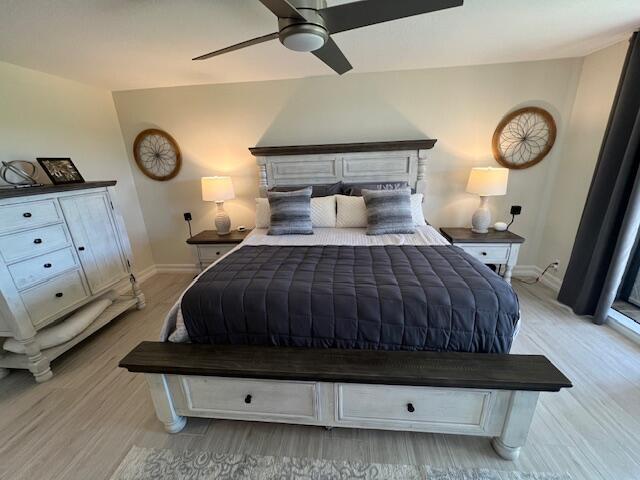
[193,0,464,74]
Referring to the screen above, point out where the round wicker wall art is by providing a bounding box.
[133,129,182,181]
[492,107,556,169]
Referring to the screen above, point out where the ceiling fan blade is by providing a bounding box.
[192,32,279,61]
[320,0,464,34]
[312,37,353,75]
[258,0,305,20]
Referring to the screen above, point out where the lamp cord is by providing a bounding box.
[186,219,193,239]
[506,213,516,230]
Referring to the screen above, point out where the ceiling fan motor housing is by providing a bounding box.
[278,0,329,52]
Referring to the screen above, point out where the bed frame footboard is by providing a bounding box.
[121,342,571,461]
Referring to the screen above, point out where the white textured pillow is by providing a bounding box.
[336,193,426,227]
[256,198,270,228]
[336,195,367,227]
[411,193,427,226]
[255,196,336,228]
[310,195,337,227]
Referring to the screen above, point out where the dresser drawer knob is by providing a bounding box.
[407,403,415,413]
[216,251,221,255]
[34,238,42,244]
[55,292,64,298]
[78,246,85,251]
[244,394,252,404]
[481,251,487,256]
[23,212,32,218]
[44,263,52,268]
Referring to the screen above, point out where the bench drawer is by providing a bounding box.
[458,244,511,263]
[9,247,79,290]
[336,383,493,432]
[176,376,318,421]
[0,224,71,263]
[0,199,61,233]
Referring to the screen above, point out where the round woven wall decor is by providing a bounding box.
[133,129,182,181]
[492,107,556,169]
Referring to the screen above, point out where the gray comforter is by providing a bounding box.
[180,245,520,353]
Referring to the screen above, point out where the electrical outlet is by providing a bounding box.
[510,205,522,216]
[551,259,560,270]
[183,212,192,221]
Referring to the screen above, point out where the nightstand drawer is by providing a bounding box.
[458,244,511,263]
[198,245,235,261]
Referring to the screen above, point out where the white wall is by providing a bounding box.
[537,40,629,278]
[0,61,154,272]
[113,58,583,267]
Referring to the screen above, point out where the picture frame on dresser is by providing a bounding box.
[0,181,145,382]
[36,157,85,185]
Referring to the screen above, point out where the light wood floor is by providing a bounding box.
[1,274,640,480]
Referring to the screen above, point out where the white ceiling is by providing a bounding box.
[1,0,638,91]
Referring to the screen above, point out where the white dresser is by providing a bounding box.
[0,181,145,382]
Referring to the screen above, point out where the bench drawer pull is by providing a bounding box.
[407,403,415,413]
[244,394,252,404]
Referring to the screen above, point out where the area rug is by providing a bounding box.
[110,446,571,480]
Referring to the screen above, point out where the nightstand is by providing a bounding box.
[439,227,525,284]
[186,229,251,271]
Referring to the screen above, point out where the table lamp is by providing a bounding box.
[202,176,235,235]
[466,167,509,233]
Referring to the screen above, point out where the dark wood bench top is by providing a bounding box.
[120,342,572,392]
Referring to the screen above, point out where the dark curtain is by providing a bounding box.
[559,32,640,324]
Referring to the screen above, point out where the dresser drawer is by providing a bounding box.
[21,269,88,327]
[336,383,493,432]
[458,244,511,263]
[177,376,318,421]
[198,245,235,262]
[0,199,61,233]
[9,247,79,290]
[0,224,71,263]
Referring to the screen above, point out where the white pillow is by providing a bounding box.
[336,195,367,227]
[336,193,426,227]
[411,193,427,226]
[255,195,337,228]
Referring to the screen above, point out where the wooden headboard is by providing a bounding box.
[249,139,436,197]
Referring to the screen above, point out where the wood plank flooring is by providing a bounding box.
[1,274,639,480]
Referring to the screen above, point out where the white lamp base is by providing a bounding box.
[215,201,231,235]
[471,196,491,234]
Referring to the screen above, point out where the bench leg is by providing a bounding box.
[145,374,187,433]
[491,391,539,460]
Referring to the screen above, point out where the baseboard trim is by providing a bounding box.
[512,265,562,293]
[155,264,199,274]
[135,264,158,284]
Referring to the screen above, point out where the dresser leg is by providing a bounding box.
[0,368,10,380]
[19,337,52,383]
[130,274,146,310]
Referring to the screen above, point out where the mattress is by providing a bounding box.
[162,227,521,353]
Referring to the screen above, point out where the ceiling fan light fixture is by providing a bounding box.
[279,23,328,52]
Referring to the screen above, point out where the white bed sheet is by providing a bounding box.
[160,226,450,342]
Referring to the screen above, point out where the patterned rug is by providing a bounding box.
[110,446,571,480]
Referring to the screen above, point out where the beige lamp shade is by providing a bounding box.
[466,167,509,196]
[201,176,235,202]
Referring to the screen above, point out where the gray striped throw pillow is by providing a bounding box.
[362,187,415,235]
[267,186,313,235]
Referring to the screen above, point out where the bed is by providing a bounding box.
[123,140,570,461]
[162,226,521,354]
